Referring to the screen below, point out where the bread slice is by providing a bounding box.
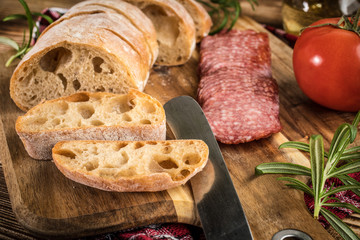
[52,140,209,192]
[175,0,212,42]
[16,89,166,160]
[124,0,196,66]
[40,0,158,66]
[10,12,150,111]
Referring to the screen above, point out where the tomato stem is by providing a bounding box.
[300,8,360,37]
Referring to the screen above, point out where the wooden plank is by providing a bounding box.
[0,13,359,240]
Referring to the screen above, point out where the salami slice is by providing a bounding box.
[197,30,282,144]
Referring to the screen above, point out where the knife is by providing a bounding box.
[164,96,253,240]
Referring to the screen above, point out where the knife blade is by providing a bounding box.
[164,96,253,240]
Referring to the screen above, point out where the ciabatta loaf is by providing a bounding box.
[40,0,158,66]
[124,0,196,66]
[10,12,150,111]
[175,0,212,42]
[52,140,209,192]
[16,89,166,160]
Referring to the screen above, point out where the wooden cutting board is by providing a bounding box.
[0,16,358,239]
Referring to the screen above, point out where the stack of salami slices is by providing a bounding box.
[197,30,282,144]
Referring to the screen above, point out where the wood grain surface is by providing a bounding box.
[0,1,359,240]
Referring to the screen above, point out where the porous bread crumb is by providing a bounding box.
[16,89,166,160]
[52,140,209,192]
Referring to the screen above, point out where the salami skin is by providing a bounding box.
[197,30,282,144]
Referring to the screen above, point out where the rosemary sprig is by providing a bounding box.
[255,111,360,240]
[0,0,53,67]
[197,0,258,35]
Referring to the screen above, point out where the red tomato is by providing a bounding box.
[292,17,360,112]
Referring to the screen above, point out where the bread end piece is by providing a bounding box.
[125,0,196,66]
[175,0,212,42]
[10,14,149,111]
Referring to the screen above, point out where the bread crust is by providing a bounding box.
[16,89,166,160]
[69,8,153,68]
[52,140,209,192]
[18,124,166,160]
[65,0,159,65]
[39,1,158,66]
[10,13,149,111]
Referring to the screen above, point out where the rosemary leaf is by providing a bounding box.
[338,175,360,198]
[329,123,357,161]
[227,1,240,31]
[246,0,257,10]
[5,46,27,67]
[323,202,360,214]
[338,175,360,187]
[0,36,19,50]
[255,162,311,176]
[328,161,360,178]
[309,135,325,219]
[322,185,360,199]
[0,0,42,66]
[197,0,258,34]
[280,143,360,162]
[18,0,34,48]
[209,8,229,35]
[285,184,314,197]
[278,177,314,196]
[279,141,310,152]
[344,146,360,154]
[327,123,358,175]
[25,47,32,54]
[2,14,27,22]
[320,208,360,240]
[340,152,360,162]
[352,111,360,127]
[5,54,20,67]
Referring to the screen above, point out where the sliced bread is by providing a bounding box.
[52,140,209,192]
[16,89,166,160]
[175,0,212,42]
[10,12,150,111]
[124,0,196,66]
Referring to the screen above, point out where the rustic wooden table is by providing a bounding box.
[0,1,358,240]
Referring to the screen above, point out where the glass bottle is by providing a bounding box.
[281,0,359,35]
